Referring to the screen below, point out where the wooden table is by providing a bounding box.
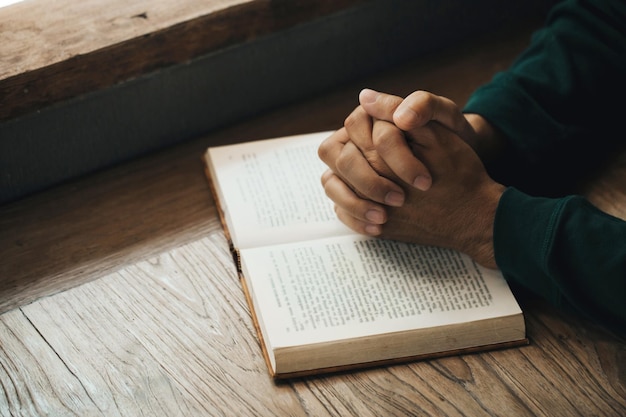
[1,19,625,417]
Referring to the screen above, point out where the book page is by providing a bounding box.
[240,235,521,349]
[206,131,353,249]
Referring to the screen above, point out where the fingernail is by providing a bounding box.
[394,106,418,127]
[359,88,378,104]
[365,209,385,224]
[384,191,404,206]
[413,175,431,191]
[365,224,382,235]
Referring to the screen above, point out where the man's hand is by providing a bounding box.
[318,89,478,235]
[319,89,505,268]
[380,120,504,268]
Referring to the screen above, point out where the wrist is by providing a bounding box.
[462,181,506,269]
[463,113,507,164]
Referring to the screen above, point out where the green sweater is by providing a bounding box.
[463,0,626,332]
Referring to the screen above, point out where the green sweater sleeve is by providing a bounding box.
[495,188,626,331]
[464,0,626,195]
[462,0,626,332]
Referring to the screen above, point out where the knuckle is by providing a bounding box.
[413,90,433,104]
[362,181,384,200]
[335,150,355,176]
[416,91,435,112]
[373,130,401,154]
[317,139,332,161]
[380,94,403,112]
[344,106,367,130]
[320,169,332,186]
[406,90,435,123]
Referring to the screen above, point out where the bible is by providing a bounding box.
[203,131,527,379]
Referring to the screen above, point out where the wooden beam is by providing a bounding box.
[0,0,365,121]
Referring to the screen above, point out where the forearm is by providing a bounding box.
[462,113,508,164]
[495,188,626,332]
[463,0,626,182]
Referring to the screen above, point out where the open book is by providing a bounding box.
[203,131,527,379]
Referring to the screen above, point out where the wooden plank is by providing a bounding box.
[1,236,624,416]
[0,0,246,78]
[0,0,365,121]
[0,137,222,314]
[0,308,97,415]
[9,236,309,416]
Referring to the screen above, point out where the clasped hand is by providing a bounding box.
[318,89,505,268]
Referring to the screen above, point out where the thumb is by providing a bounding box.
[393,91,474,140]
[358,88,404,122]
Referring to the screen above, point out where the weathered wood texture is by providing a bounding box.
[0,0,364,121]
[0,17,624,417]
[1,236,624,417]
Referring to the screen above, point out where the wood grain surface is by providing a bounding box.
[1,17,624,417]
[0,0,364,121]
